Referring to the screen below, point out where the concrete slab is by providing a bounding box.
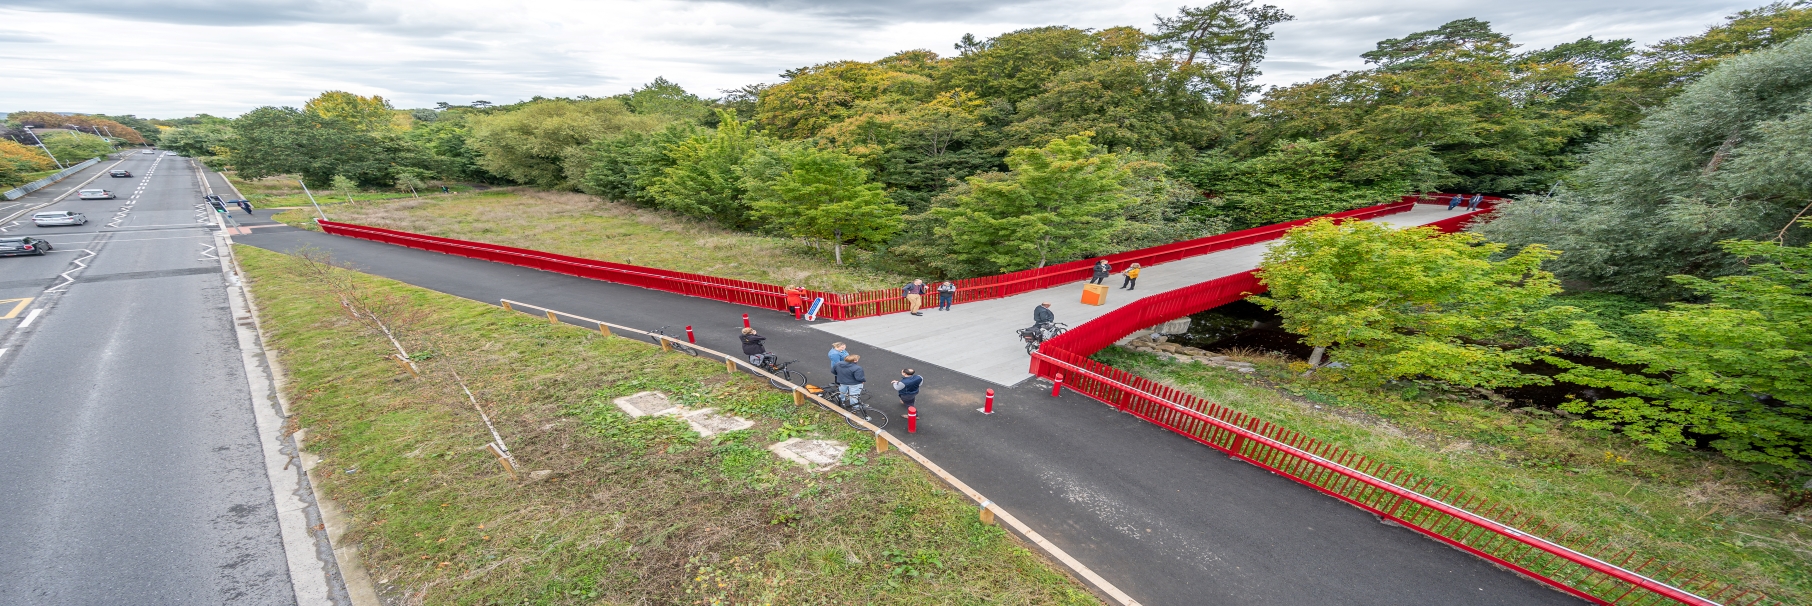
[681,408,755,437]
[612,391,680,417]
[767,438,848,471]
[813,204,1463,385]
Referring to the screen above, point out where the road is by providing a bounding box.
[0,153,336,604]
[239,220,1583,606]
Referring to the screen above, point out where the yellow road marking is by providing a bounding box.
[0,297,32,320]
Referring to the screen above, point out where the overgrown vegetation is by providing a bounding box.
[1093,346,1812,602]
[238,244,1096,604]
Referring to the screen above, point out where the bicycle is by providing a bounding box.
[1017,321,1068,354]
[649,326,697,356]
[750,353,807,391]
[807,382,889,430]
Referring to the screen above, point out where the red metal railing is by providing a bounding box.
[1025,209,1778,606]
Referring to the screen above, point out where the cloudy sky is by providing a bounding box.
[0,0,1762,118]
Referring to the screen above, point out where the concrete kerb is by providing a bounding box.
[498,298,1142,606]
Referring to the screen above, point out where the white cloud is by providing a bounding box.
[0,0,1763,117]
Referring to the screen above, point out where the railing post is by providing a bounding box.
[546,310,558,324]
[597,323,610,337]
[793,388,806,406]
[725,357,735,374]
[501,300,512,311]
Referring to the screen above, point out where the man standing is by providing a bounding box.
[827,342,848,375]
[893,368,922,410]
[904,279,927,316]
[1447,194,1464,210]
[936,280,956,311]
[1090,259,1111,284]
[834,354,866,400]
[1467,194,1484,211]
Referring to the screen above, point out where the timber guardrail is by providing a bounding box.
[496,298,1142,606]
[1024,207,1778,606]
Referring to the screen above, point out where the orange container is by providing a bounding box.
[1081,283,1109,306]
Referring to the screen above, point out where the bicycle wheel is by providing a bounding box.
[1025,340,1039,354]
[669,339,697,356]
[769,368,803,390]
[1050,326,1067,337]
[845,404,888,430]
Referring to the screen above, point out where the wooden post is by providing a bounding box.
[660,337,671,352]
[793,388,806,406]
[546,310,558,324]
[726,357,736,374]
[874,433,889,453]
[486,443,518,480]
[979,501,996,525]
[501,300,513,311]
[393,355,419,379]
[598,323,610,337]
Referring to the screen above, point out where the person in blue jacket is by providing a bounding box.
[833,354,866,401]
[827,342,848,375]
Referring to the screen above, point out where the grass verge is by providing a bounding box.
[1094,346,1812,603]
[266,187,910,293]
[238,244,1095,605]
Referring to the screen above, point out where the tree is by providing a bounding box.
[157,123,236,157]
[1595,2,1812,125]
[940,27,1134,104]
[229,106,425,187]
[1149,1,1294,102]
[303,91,400,132]
[930,134,1133,271]
[748,146,904,264]
[1533,234,1812,469]
[466,98,665,189]
[623,77,710,121]
[38,131,113,163]
[579,122,702,204]
[647,113,769,226]
[1253,219,1562,387]
[1181,140,1425,228]
[330,174,357,203]
[1478,34,1812,297]
[394,169,428,197]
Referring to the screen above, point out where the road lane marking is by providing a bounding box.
[44,249,95,293]
[18,308,42,328]
[0,297,31,319]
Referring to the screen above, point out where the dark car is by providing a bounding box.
[110,169,132,177]
[0,237,53,257]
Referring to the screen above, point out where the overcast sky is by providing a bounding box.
[0,0,1763,118]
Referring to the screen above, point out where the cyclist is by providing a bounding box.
[833,354,866,403]
[1033,302,1054,328]
[739,327,768,365]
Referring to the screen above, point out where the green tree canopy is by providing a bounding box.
[467,98,665,189]
[930,134,1133,271]
[647,113,769,226]
[1254,219,1562,387]
[747,146,904,264]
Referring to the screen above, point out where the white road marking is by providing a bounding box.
[18,308,42,328]
[44,249,95,293]
[0,348,8,360]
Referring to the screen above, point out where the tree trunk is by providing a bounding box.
[1303,346,1326,376]
[1038,235,1050,267]
[833,229,843,265]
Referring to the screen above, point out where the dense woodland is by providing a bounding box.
[10,2,1812,472]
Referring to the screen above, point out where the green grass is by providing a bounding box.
[238,245,1095,605]
[266,187,912,293]
[225,173,478,208]
[1093,346,1812,603]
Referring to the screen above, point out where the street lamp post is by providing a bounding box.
[22,126,65,170]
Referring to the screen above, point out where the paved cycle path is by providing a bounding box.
[234,221,1576,606]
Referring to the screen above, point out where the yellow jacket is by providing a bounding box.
[1125,268,1141,279]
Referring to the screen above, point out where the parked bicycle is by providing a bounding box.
[750,353,807,391]
[805,382,889,430]
[649,326,696,355]
[1017,321,1068,354]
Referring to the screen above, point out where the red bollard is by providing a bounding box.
[742,313,750,328]
[906,406,918,433]
[685,325,695,343]
[981,388,995,414]
[794,307,803,320]
[1051,372,1063,397]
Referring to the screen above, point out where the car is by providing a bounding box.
[33,211,88,227]
[0,237,52,256]
[77,189,115,200]
[163,152,177,156]
[139,149,155,154]
[110,169,132,177]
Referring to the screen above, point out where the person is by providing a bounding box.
[784,284,806,317]
[1122,263,1142,290]
[893,368,922,409]
[827,342,848,375]
[740,327,768,366]
[1447,193,1464,210]
[1033,302,1054,327]
[1467,193,1484,211]
[904,279,927,316]
[440,185,450,194]
[1090,259,1111,285]
[833,354,866,401]
[236,199,254,215]
[936,280,955,311]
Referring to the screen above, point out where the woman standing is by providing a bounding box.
[1090,259,1111,284]
[1121,263,1141,290]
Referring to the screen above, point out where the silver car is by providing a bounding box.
[77,189,115,200]
[33,211,88,227]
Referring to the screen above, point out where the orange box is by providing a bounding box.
[1081,283,1109,306]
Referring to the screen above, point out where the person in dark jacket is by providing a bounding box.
[833,354,866,400]
[936,280,955,311]
[1090,259,1111,284]
[1033,302,1054,326]
[740,328,768,365]
[1467,194,1484,211]
[893,368,923,408]
[1447,194,1464,210]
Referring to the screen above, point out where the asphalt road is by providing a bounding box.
[239,222,1584,606]
[0,153,299,604]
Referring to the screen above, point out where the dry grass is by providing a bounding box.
[271,188,912,292]
[239,245,1094,605]
[1095,346,1812,603]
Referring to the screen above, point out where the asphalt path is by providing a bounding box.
[238,222,1582,605]
[0,154,300,604]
